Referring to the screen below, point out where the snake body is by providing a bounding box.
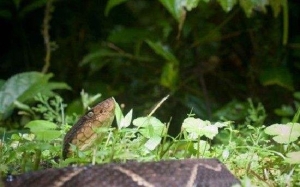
[2,97,241,187]
[4,159,240,187]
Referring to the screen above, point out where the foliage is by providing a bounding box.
[0,92,299,186]
[0,72,70,121]
[1,0,298,126]
[1,1,300,185]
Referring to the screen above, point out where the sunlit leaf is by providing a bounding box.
[25,120,61,141]
[144,136,161,150]
[182,117,220,140]
[285,151,300,164]
[114,99,124,128]
[159,0,184,22]
[264,123,300,144]
[119,109,133,129]
[185,0,200,11]
[133,116,166,138]
[217,0,237,12]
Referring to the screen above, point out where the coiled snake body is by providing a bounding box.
[3,98,241,187]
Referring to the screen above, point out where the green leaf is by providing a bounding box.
[239,0,254,17]
[293,92,300,100]
[259,67,294,91]
[264,123,300,144]
[146,40,179,90]
[274,105,294,117]
[182,117,219,140]
[269,0,283,17]
[193,140,210,153]
[146,40,179,64]
[217,0,237,12]
[119,109,133,129]
[0,72,70,120]
[160,62,179,90]
[114,99,124,128]
[159,0,185,22]
[185,0,200,11]
[285,151,300,164]
[105,0,128,16]
[144,136,162,151]
[25,120,61,141]
[133,116,166,138]
[25,120,57,131]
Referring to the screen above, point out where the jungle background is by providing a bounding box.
[0,0,300,135]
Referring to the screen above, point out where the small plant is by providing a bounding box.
[1,93,299,186]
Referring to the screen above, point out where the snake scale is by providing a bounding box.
[2,98,241,187]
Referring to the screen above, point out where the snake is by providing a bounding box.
[2,97,241,187]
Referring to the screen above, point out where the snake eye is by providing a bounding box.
[87,111,94,117]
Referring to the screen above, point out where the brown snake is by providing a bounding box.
[2,97,241,187]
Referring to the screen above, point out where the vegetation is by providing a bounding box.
[0,0,300,186]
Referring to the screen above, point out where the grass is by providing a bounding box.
[0,93,299,187]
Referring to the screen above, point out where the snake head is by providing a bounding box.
[62,97,115,159]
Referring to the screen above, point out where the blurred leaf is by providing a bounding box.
[160,62,178,90]
[144,136,161,151]
[293,92,300,100]
[213,100,248,121]
[25,120,61,141]
[185,0,200,11]
[217,0,237,12]
[181,117,226,140]
[0,72,70,120]
[80,48,116,66]
[108,28,151,44]
[264,123,300,144]
[105,0,128,16]
[0,10,11,19]
[259,67,294,91]
[19,0,47,19]
[133,116,166,138]
[146,40,179,63]
[159,0,185,22]
[239,0,254,17]
[269,0,283,17]
[274,105,294,117]
[285,151,300,164]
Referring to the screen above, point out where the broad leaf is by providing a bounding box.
[0,72,70,120]
[146,40,179,64]
[217,0,237,12]
[264,123,300,144]
[133,116,166,138]
[259,67,293,91]
[144,136,161,151]
[25,120,61,141]
[285,151,300,164]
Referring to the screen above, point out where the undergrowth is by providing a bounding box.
[0,93,299,187]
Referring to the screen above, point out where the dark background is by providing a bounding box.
[1,0,300,134]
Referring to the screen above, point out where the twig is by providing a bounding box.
[148,95,170,117]
[41,0,54,74]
